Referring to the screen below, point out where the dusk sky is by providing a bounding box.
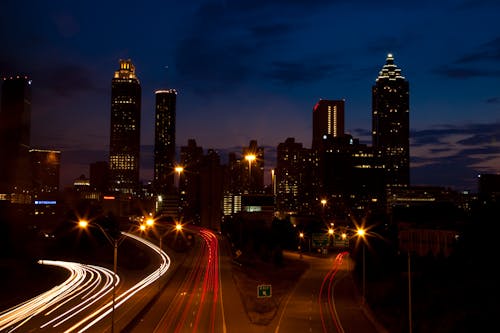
[1,0,499,191]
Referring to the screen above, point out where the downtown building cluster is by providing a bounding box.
[1,55,498,233]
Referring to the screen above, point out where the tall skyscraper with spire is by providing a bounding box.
[372,53,410,189]
[0,76,32,199]
[312,99,345,149]
[109,59,141,196]
[153,88,177,195]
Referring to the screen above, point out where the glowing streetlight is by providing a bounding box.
[271,169,276,196]
[174,166,184,189]
[298,232,304,258]
[175,223,183,231]
[245,154,257,190]
[357,227,366,304]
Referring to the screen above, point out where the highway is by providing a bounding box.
[272,251,381,333]
[130,227,225,333]
[2,227,384,333]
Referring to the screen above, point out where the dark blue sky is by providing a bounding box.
[1,0,499,191]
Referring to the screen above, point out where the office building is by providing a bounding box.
[108,59,141,196]
[312,99,345,149]
[372,53,410,189]
[0,76,32,201]
[179,139,204,224]
[199,149,224,231]
[30,149,61,195]
[275,138,318,216]
[90,161,109,193]
[153,89,177,195]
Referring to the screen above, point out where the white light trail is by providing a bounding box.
[0,232,171,332]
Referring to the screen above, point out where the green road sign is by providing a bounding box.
[257,284,272,298]
[333,234,349,248]
[312,233,329,248]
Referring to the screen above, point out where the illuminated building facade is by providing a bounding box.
[0,76,32,201]
[372,53,410,190]
[276,138,317,216]
[312,99,345,149]
[319,134,385,217]
[153,89,177,195]
[109,59,141,196]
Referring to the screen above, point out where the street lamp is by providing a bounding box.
[141,219,183,291]
[299,232,304,259]
[245,154,256,191]
[328,228,334,248]
[356,227,366,304]
[78,219,119,333]
[408,250,413,333]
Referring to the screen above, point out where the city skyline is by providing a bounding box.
[1,1,499,191]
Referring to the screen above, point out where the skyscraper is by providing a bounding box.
[312,99,345,149]
[30,149,61,195]
[179,139,204,224]
[153,89,177,195]
[276,137,316,215]
[109,59,141,196]
[372,53,410,189]
[0,76,32,198]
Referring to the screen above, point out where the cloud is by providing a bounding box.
[486,97,500,104]
[456,36,500,64]
[433,36,500,79]
[266,61,340,85]
[410,122,500,190]
[41,64,102,97]
[433,66,500,79]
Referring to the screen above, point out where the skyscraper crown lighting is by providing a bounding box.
[376,53,405,81]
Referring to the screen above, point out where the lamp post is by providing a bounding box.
[271,169,276,196]
[328,227,334,248]
[174,165,184,189]
[356,227,366,304]
[79,219,119,333]
[408,250,413,333]
[299,232,304,259]
[245,154,256,192]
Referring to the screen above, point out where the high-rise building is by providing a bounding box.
[199,149,224,231]
[0,76,32,199]
[372,53,410,189]
[319,134,385,217]
[109,59,141,196]
[276,137,318,216]
[312,99,345,149]
[90,161,109,193]
[30,149,61,195]
[179,139,204,224]
[153,89,177,195]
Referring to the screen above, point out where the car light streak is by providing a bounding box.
[41,264,116,329]
[68,231,170,332]
[0,260,114,332]
[0,231,171,333]
[318,251,348,333]
[155,227,221,333]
